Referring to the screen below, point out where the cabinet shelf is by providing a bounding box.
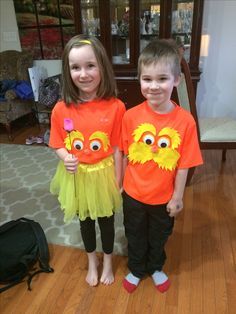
[74,0,204,108]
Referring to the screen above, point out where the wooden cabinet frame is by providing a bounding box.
[73,0,204,107]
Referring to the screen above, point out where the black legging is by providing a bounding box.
[80,215,115,254]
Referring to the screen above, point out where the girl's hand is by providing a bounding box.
[166,198,183,217]
[64,154,79,173]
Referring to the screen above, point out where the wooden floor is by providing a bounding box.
[1,123,236,314]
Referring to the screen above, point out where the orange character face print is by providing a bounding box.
[64,130,110,158]
[128,123,181,171]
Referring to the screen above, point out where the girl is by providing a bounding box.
[49,35,125,287]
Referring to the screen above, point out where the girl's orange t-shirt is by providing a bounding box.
[49,98,126,164]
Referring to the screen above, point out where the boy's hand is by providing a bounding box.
[166,198,183,217]
[64,154,78,173]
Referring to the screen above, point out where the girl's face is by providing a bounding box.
[69,45,101,101]
[140,61,180,113]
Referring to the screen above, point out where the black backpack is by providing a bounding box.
[0,217,54,293]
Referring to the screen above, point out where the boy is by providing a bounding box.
[121,39,203,293]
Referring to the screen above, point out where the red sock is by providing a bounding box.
[155,279,171,293]
[123,278,138,293]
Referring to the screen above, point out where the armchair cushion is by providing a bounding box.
[199,118,236,142]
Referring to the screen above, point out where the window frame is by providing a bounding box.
[14,0,76,60]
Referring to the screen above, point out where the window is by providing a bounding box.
[13,0,76,60]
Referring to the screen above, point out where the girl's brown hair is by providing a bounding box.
[61,34,117,105]
[138,39,181,80]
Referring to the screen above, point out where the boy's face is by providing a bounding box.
[140,61,180,113]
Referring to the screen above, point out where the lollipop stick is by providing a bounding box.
[69,133,77,198]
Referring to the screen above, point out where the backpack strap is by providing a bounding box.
[0,278,25,293]
[24,218,54,290]
[27,269,51,291]
[20,218,54,272]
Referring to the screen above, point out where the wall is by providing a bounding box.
[0,0,21,51]
[1,0,236,118]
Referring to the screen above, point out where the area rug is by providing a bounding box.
[0,144,127,256]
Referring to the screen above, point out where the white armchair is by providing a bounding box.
[176,57,236,183]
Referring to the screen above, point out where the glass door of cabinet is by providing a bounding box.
[140,1,161,52]
[80,0,100,37]
[110,0,130,65]
[171,0,194,61]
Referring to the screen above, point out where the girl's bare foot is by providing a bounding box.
[100,253,114,285]
[86,251,99,286]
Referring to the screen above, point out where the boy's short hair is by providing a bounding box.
[61,34,117,105]
[138,39,181,79]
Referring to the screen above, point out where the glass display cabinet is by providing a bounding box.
[74,0,204,107]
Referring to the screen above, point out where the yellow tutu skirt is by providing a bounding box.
[50,156,122,223]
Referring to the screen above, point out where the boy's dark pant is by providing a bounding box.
[80,215,114,254]
[122,191,174,279]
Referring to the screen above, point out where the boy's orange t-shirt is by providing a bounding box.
[49,98,126,164]
[121,101,203,205]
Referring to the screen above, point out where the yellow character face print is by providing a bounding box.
[128,123,181,171]
[64,130,110,158]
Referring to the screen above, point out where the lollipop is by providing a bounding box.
[64,118,74,132]
[64,118,74,151]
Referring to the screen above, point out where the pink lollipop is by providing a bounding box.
[64,118,74,132]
